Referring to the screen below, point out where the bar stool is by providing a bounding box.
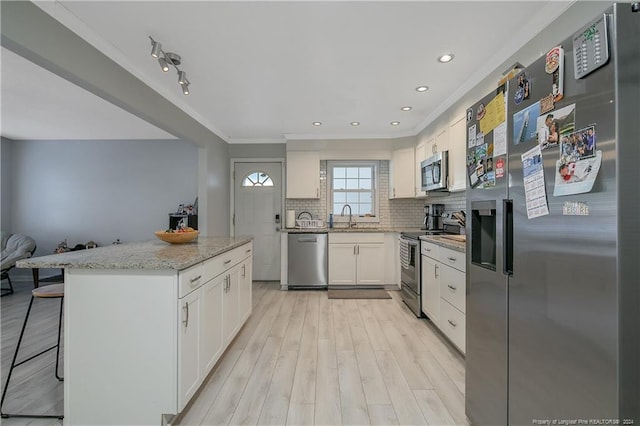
[0,283,64,419]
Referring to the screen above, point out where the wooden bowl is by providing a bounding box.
[154,230,199,244]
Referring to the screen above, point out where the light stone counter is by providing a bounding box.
[282,227,424,233]
[420,235,466,253]
[17,236,253,271]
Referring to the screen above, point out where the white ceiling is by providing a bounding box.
[1,47,177,141]
[2,1,573,143]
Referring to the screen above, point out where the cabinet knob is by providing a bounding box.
[447,284,457,291]
[224,259,232,265]
[189,275,202,284]
[447,256,457,262]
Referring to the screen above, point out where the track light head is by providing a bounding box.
[150,40,162,58]
[182,83,190,95]
[178,71,188,85]
[158,57,170,72]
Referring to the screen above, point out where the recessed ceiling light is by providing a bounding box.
[350,121,360,126]
[415,86,429,92]
[312,122,322,126]
[401,106,412,111]
[438,53,455,63]
[390,121,400,126]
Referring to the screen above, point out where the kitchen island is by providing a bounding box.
[17,236,253,425]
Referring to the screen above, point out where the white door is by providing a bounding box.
[234,162,282,281]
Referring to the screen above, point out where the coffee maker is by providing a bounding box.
[423,203,445,231]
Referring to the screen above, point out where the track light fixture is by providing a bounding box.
[149,36,191,95]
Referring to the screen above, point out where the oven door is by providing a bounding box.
[399,237,421,316]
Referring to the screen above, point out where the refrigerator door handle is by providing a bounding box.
[503,199,514,276]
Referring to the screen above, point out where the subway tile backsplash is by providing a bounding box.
[285,160,466,228]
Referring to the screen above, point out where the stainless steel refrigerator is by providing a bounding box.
[465,4,639,425]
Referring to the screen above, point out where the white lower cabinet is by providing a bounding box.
[238,259,252,323]
[421,253,440,325]
[200,276,224,374]
[178,287,202,409]
[420,240,466,354]
[355,243,385,284]
[223,265,240,345]
[177,242,253,412]
[329,233,385,285]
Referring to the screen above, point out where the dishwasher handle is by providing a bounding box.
[297,236,318,243]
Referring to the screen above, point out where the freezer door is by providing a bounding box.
[465,89,509,426]
[506,13,619,422]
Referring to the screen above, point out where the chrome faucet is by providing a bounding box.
[340,204,353,228]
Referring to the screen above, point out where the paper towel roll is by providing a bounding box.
[286,210,296,228]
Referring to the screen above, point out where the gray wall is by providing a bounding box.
[229,143,286,159]
[9,138,197,262]
[1,1,232,240]
[1,137,12,231]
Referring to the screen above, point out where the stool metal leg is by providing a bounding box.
[0,295,64,419]
[1,296,35,417]
[55,297,64,381]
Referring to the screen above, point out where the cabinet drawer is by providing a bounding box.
[203,242,252,280]
[439,264,466,313]
[421,241,439,258]
[439,246,465,272]
[179,263,205,298]
[440,299,465,353]
[329,232,384,244]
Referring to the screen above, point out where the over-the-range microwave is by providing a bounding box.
[420,151,449,192]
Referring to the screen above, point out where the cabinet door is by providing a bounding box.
[178,288,202,410]
[434,127,449,153]
[440,264,466,313]
[223,268,240,345]
[440,298,465,354]
[448,114,467,191]
[356,243,385,285]
[328,244,357,285]
[389,147,415,198]
[200,276,224,376]
[238,258,252,323]
[415,142,427,196]
[421,255,440,324]
[286,151,320,199]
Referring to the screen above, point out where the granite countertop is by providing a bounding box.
[16,236,253,271]
[420,235,466,253]
[282,227,424,233]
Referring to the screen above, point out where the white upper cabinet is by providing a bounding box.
[286,151,320,199]
[434,127,449,154]
[389,146,415,199]
[415,142,427,197]
[448,114,467,192]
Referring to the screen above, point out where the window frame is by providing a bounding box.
[241,170,274,187]
[327,160,380,224]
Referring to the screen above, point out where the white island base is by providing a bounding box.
[19,238,254,425]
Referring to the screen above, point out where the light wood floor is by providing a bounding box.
[1,280,469,425]
[179,282,469,426]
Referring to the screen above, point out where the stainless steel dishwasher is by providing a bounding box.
[287,232,328,288]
